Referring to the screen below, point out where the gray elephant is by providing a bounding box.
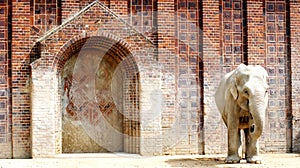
[215,64,268,164]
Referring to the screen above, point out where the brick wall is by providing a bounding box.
[202,0,227,154]
[0,0,299,158]
[30,0,162,157]
[202,0,295,154]
[262,0,290,152]
[157,0,177,154]
[31,70,57,157]
[0,0,11,159]
[247,1,265,64]
[12,1,32,158]
[290,0,300,152]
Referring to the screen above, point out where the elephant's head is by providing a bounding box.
[230,64,269,139]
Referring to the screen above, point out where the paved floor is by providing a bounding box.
[0,153,299,168]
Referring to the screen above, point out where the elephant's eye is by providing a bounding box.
[265,88,269,93]
[264,89,268,97]
[243,90,249,96]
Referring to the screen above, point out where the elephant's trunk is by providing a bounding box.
[248,95,266,140]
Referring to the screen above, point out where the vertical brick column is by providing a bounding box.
[290,1,300,152]
[202,0,226,154]
[222,0,245,68]
[31,68,57,158]
[247,1,265,64]
[263,0,290,152]
[157,0,176,126]
[0,0,12,158]
[139,62,162,156]
[11,1,31,158]
[156,0,177,154]
[174,0,202,155]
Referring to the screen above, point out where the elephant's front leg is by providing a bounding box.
[226,121,241,163]
[245,128,261,164]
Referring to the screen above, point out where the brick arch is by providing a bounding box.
[53,32,137,74]
[57,34,140,154]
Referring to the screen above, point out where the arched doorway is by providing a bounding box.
[59,36,140,153]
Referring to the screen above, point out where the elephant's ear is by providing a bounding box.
[229,79,238,100]
[229,65,245,100]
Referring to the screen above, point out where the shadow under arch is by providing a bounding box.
[57,35,140,154]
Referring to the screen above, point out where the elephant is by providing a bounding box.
[215,64,269,164]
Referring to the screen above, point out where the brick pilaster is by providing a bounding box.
[247,1,265,65]
[262,0,290,152]
[11,1,31,158]
[0,0,12,158]
[156,0,177,155]
[290,0,300,152]
[202,0,227,154]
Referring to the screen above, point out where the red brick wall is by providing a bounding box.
[290,0,300,152]
[247,1,265,64]
[157,0,177,153]
[221,0,245,66]
[0,0,12,159]
[262,0,291,152]
[202,0,227,154]
[0,0,299,158]
[11,1,32,158]
[173,0,202,154]
[30,0,162,157]
[157,0,176,127]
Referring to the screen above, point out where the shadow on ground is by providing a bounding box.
[165,156,225,167]
[165,154,300,168]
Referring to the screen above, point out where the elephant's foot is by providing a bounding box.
[225,155,241,164]
[246,155,261,164]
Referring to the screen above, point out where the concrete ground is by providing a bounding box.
[0,153,299,168]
